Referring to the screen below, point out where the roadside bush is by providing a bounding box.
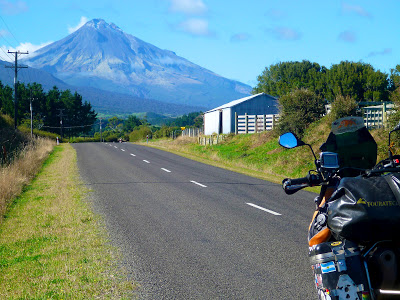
[327,95,360,123]
[18,126,60,141]
[0,114,13,128]
[153,126,177,139]
[388,87,400,145]
[105,134,119,142]
[278,88,325,137]
[129,125,152,142]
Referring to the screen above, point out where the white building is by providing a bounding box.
[203,93,279,135]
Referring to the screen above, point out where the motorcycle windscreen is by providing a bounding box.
[320,117,377,170]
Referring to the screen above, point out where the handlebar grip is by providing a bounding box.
[282,177,310,195]
[287,176,310,185]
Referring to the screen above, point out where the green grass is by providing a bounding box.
[0,144,135,299]
[142,115,389,194]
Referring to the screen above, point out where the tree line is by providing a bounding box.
[253,60,398,103]
[253,61,400,137]
[0,82,97,137]
[95,112,203,142]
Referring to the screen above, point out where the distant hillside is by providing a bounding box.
[23,19,251,109]
[0,60,205,116]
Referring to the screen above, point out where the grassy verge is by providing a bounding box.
[140,117,389,193]
[0,138,54,222]
[0,144,134,299]
[140,131,316,185]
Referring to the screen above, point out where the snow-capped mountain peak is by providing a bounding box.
[24,19,251,108]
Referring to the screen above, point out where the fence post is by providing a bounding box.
[263,115,267,131]
[245,113,248,134]
[235,112,238,135]
[383,103,387,128]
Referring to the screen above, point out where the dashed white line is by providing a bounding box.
[161,168,171,173]
[143,160,150,163]
[114,146,118,149]
[190,180,207,188]
[121,149,125,152]
[130,153,136,157]
[246,203,281,216]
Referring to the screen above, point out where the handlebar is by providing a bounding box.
[287,177,310,185]
[282,173,321,195]
[281,154,400,195]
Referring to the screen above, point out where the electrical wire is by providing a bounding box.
[0,15,21,46]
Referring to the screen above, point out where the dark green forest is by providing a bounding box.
[0,82,97,137]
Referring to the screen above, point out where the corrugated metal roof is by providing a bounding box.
[204,93,277,113]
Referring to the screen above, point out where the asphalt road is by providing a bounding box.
[73,142,317,299]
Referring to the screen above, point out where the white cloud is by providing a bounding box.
[1,41,52,61]
[341,3,371,18]
[268,27,301,41]
[169,0,207,15]
[68,16,89,34]
[177,18,213,36]
[0,0,28,15]
[368,48,392,58]
[338,30,357,43]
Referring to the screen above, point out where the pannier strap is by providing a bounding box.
[384,175,400,206]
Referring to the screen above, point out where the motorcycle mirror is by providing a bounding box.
[279,132,305,149]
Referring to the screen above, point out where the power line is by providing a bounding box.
[42,123,99,129]
[0,15,21,46]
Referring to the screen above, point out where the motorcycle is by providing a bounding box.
[279,116,400,300]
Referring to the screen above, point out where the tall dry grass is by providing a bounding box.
[0,137,54,223]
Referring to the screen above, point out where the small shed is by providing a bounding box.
[203,93,278,135]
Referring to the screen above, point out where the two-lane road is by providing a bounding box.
[73,142,317,299]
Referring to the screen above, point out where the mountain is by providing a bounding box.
[23,19,251,109]
[0,60,204,116]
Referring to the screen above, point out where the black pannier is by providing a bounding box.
[327,173,400,244]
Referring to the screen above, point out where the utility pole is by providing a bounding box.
[6,50,29,129]
[99,118,102,142]
[29,89,37,138]
[57,108,65,139]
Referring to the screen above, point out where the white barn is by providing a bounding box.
[203,93,278,135]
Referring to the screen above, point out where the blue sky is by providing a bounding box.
[0,0,398,87]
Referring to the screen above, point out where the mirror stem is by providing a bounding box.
[306,143,317,160]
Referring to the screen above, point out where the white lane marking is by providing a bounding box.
[121,149,125,152]
[143,160,150,163]
[161,168,171,173]
[130,153,136,157]
[114,146,118,149]
[246,203,281,216]
[190,180,207,188]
